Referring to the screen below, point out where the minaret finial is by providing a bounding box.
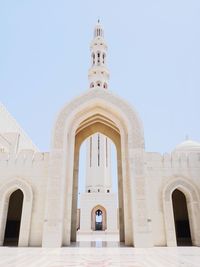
[88,22,109,90]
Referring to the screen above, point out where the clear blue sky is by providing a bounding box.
[0,0,200,153]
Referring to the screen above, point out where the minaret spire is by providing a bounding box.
[88,21,109,89]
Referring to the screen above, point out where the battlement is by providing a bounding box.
[145,151,200,169]
[0,149,49,167]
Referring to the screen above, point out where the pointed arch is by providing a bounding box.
[0,178,33,247]
[91,205,107,231]
[163,176,200,246]
[43,88,152,248]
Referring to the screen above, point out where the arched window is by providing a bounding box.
[103,83,107,89]
[102,53,105,64]
[90,83,94,88]
[97,51,100,65]
[92,53,95,65]
[97,81,101,87]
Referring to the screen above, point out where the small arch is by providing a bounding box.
[103,83,108,89]
[163,177,200,246]
[96,81,101,87]
[0,178,33,247]
[91,205,107,231]
[92,53,95,65]
[97,51,101,65]
[90,82,94,88]
[102,53,106,64]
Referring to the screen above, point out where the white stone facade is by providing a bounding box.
[0,22,200,248]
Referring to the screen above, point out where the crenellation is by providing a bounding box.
[0,150,49,167]
[145,151,200,172]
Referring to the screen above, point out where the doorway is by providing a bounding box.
[172,189,192,246]
[91,205,107,231]
[3,189,24,246]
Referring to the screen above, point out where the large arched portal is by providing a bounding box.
[172,189,192,246]
[43,89,152,248]
[70,120,125,242]
[3,189,24,246]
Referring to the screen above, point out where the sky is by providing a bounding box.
[0,0,200,155]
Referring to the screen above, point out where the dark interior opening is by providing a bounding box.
[3,189,24,246]
[172,189,192,246]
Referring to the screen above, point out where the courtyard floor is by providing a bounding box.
[0,233,199,267]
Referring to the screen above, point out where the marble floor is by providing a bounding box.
[0,233,199,267]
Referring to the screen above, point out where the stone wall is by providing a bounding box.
[0,150,49,246]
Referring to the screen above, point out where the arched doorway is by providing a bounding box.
[163,177,200,247]
[95,210,103,230]
[70,121,125,243]
[91,205,107,231]
[3,189,24,246]
[43,89,152,248]
[172,189,192,246]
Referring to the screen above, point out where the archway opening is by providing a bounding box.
[3,189,24,246]
[172,189,192,246]
[69,119,126,245]
[91,205,107,231]
[95,209,103,230]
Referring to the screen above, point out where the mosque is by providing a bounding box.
[0,22,200,248]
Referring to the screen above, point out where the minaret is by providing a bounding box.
[79,23,118,233]
[88,20,109,89]
[85,21,112,193]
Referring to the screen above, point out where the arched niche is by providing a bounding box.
[0,178,33,247]
[163,177,200,246]
[42,88,152,248]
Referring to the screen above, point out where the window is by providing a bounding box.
[97,52,100,65]
[103,53,105,64]
[98,189,100,192]
[97,81,101,87]
[107,190,110,193]
[88,190,91,193]
[92,53,95,64]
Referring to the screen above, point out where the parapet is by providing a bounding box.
[0,149,49,167]
[145,151,200,169]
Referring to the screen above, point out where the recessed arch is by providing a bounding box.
[0,178,33,247]
[172,189,192,246]
[3,189,24,246]
[42,88,152,248]
[91,205,107,231]
[163,177,200,246]
[69,119,124,243]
